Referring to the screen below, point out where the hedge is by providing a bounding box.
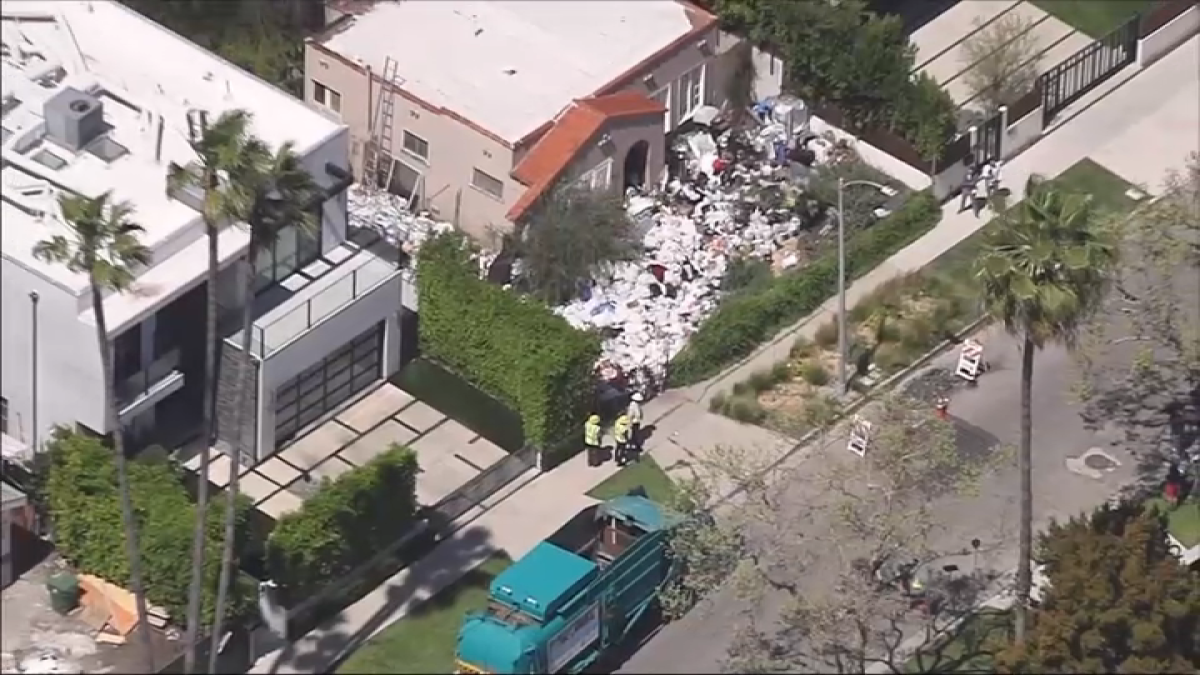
[416,233,602,448]
[41,427,254,624]
[669,191,942,385]
[265,443,419,602]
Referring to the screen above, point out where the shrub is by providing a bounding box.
[814,318,841,348]
[801,362,830,386]
[725,395,767,424]
[900,315,936,352]
[266,444,419,602]
[722,256,775,296]
[42,428,253,623]
[669,192,942,385]
[770,360,792,383]
[745,365,789,393]
[417,233,602,448]
[790,336,815,359]
[709,391,728,414]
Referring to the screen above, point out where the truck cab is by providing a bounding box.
[455,495,680,674]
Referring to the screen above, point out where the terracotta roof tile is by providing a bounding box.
[507,92,665,222]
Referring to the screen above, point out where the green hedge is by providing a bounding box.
[265,444,419,601]
[41,428,254,623]
[669,192,942,385]
[417,233,602,448]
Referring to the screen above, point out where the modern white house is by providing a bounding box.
[1,0,410,466]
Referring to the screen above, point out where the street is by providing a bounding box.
[619,324,1139,673]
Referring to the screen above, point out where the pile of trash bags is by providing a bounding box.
[347,185,452,257]
[555,96,853,391]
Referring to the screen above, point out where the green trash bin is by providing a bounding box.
[46,572,81,615]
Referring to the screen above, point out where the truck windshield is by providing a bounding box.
[485,599,541,626]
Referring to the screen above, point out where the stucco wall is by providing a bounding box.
[1138,5,1200,67]
[305,19,723,242]
[0,261,106,444]
[566,115,667,194]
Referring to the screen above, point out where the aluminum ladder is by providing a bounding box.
[364,56,399,191]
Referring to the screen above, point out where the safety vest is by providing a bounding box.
[613,417,631,443]
[584,420,602,446]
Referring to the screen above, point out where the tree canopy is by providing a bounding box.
[997,502,1200,673]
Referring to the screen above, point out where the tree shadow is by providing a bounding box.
[259,523,496,674]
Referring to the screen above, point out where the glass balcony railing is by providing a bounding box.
[248,252,400,357]
[115,348,183,412]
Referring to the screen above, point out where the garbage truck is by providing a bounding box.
[454,493,682,674]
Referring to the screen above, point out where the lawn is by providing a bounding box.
[905,609,1012,673]
[1032,0,1153,38]
[337,554,513,674]
[1146,498,1200,548]
[587,456,676,503]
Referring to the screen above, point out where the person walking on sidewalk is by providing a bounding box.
[584,414,604,467]
[959,163,979,213]
[612,414,632,467]
[627,392,645,459]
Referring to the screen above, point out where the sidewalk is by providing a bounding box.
[250,37,1199,675]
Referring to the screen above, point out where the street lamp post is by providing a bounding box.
[836,178,898,394]
[30,291,40,456]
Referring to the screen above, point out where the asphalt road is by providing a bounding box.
[618,324,1138,673]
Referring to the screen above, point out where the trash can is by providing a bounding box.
[46,572,81,615]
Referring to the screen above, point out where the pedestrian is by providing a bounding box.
[980,160,996,198]
[612,414,632,467]
[627,392,645,459]
[959,173,977,213]
[988,159,1003,196]
[970,179,987,218]
[584,414,603,467]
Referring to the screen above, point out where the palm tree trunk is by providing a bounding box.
[209,250,258,674]
[92,279,156,672]
[1013,331,1036,642]
[184,221,220,674]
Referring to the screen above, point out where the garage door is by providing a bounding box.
[274,323,383,447]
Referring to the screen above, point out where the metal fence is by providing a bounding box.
[1039,15,1140,125]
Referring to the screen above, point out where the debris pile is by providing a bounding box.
[554,96,854,392]
[347,185,452,257]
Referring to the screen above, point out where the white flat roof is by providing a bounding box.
[319,0,700,144]
[1,0,341,295]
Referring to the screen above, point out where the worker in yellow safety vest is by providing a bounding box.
[612,414,632,467]
[584,414,603,467]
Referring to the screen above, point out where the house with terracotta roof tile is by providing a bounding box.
[305,0,783,243]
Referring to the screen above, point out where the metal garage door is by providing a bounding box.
[274,323,383,447]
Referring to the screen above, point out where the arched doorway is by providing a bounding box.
[623,140,649,190]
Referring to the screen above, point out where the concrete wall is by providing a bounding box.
[254,273,404,456]
[300,126,353,251]
[0,260,106,445]
[565,115,666,193]
[1001,105,1045,160]
[1138,5,1200,68]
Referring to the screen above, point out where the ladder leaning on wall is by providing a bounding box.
[363,55,399,192]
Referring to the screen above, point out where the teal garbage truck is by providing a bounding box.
[454,494,682,674]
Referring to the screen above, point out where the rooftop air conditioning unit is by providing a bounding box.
[43,87,106,152]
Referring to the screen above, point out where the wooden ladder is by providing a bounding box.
[364,56,399,191]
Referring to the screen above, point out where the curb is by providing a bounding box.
[712,314,991,509]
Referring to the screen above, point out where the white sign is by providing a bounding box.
[546,603,602,673]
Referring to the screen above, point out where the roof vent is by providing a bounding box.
[43,87,106,152]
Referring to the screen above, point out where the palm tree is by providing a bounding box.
[33,192,155,671]
[167,109,258,675]
[208,139,323,674]
[975,175,1117,642]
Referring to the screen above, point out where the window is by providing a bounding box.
[401,131,429,162]
[678,65,705,121]
[650,86,671,132]
[1,396,7,435]
[112,325,143,384]
[312,81,342,113]
[87,136,130,163]
[32,148,67,170]
[471,168,504,200]
[252,223,322,294]
[575,159,613,192]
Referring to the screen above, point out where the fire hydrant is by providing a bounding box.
[935,396,950,421]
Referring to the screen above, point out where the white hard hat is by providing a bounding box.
[631,392,645,402]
